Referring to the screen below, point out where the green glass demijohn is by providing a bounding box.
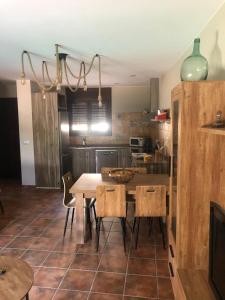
[180,38,208,81]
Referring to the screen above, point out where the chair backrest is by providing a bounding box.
[135,185,167,217]
[62,172,74,206]
[96,184,126,217]
[101,167,147,175]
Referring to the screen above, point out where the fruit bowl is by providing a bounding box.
[109,168,134,183]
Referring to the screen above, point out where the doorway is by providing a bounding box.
[0,98,21,180]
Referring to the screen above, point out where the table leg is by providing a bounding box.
[74,193,86,244]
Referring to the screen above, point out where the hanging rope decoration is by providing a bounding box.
[21,44,103,107]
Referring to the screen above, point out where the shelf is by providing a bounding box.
[199,126,225,136]
[150,119,170,123]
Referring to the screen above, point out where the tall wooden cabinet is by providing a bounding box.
[32,92,70,188]
[168,81,225,299]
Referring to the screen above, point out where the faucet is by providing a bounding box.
[82,137,87,146]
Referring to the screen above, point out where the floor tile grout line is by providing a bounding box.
[154,222,160,300]
[46,216,82,299]
[122,219,132,299]
[51,252,79,300]
[86,218,112,300]
[51,218,110,300]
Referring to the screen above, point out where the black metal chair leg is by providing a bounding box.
[132,217,136,232]
[63,208,70,236]
[0,200,4,214]
[92,204,97,224]
[148,217,153,236]
[96,217,102,251]
[135,217,141,249]
[71,208,75,228]
[159,217,163,233]
[160,217,167,249]
[26,293,29,300]
[86,207,92,239]
[120,218,126,252]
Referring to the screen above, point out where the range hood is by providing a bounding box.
[149,78,159,112]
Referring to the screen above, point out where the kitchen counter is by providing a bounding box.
[70,144,130,149]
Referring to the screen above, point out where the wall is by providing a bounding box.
[71,84,163,145]
[112,85,149,113]
[71,111,161,145]
[0,81,17,98]
[160,3,225,108]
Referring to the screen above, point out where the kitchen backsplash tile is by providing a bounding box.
[70,112,171,152]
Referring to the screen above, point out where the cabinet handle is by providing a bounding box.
[169,244,174,258]
[146,189,155,193]
[106,188,115,192]
[168,262,174,277]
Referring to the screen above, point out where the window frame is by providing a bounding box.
[67,87,112,137]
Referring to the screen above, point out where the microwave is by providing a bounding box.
[129,137,153,152]
[129,137,145,147]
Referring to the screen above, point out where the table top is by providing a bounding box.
[70,173,169,195]
[0,256,34,300]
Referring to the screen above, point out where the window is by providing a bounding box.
[67,88,112,136]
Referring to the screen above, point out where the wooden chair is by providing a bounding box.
[96,184,127,251]
[101,167,147,214]
[133,185,167,249]
[62,172,97,237]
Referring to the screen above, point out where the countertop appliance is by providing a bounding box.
[95,149,119,173]
[129,137,153,153]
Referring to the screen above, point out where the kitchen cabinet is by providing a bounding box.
[71,146,131,179]
[72,148,89,179]
[119,148,132,167]
[32,92,70,188]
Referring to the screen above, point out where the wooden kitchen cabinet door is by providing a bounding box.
[32,92,60,188]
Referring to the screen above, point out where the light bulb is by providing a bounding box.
[98,100,102,108]
[83,81,87,91]
[56,83,61,92]
[98,95,103,108]
[42,91,46,100]
[21,73,25,85]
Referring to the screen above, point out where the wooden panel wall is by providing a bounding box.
[32,92,60,188]
[173,81,225,271]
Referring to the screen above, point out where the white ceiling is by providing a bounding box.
[0,0,224,86]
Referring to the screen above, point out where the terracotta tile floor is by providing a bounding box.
[0,180,174,300]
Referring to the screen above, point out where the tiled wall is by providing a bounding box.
[70,112,171,152]
[157,122,171,156]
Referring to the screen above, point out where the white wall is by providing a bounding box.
[112,85,149,113]
[16,80,36,185]
[160,3,225,108]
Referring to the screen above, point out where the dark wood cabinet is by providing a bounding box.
[32,92,60,188]
[119,148,132,168]
[32,92,70,188]
[71,146,131,179]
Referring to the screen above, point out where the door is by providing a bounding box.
[0,99,21,180]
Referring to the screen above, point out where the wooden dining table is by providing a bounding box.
[70,173,169,244]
